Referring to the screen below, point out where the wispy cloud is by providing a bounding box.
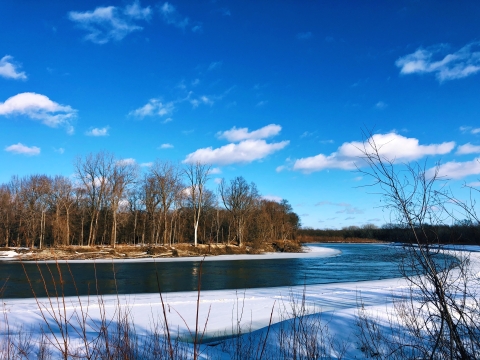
[293,132,455,173]
[297,32,312,40]
[208,61,222,71]
[86,127,109,136]
[140,162,153,167]
[460,126,480,134]
[396,41,480,82]
[218,124,282,142]
[456,143,480,155]
[159,143,173,149]
[159,2,195,30]
[130,98,175,118]
[68,1,152,44]
[5,143,40,156]
[0,56,27,80]
[375,101,387,110]
[190,95,214,108]
[184,139,289,165]
[0,92,76,133]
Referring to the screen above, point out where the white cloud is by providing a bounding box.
[457,143,480,155]
[159,2,189,29]
[68,1,151,44]
[159,143,173,149]
[86,127,109,136]
[293,132,455,173]
[209,167,222,174]
[0,92,76,131]
[140,162,153,167]
[117,158,136,165]
[473,128,480,134]
[54,147,65,154]
[184,139,289,165]
[375,101,387,110]
[0,55,27,80]
[466,181,480,187]
[5,143,40,156]
[297,32,312,40]
[427,158,480,180]
[276,165,287,172]
[214,177,222,184]
[162,117,173,124]
[262,195,282,202]
[396,41,480,82]
[130,99,174,118]
[218,124,282,142]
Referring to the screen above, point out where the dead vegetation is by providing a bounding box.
[0,240,304,261]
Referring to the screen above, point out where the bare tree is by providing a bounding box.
[50,176,75,246]
[109,159,138,247]
[184,162,211,247]
[141,173,162,245]
[74,151,115,246]
[219,176,259,246]
[356,131,480,359]
[0,185,12,247]
[151,161,182,246]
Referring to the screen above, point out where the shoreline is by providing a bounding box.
[0,243,344,263]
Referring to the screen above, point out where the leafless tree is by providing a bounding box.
[151,161,182,246]
[0,185,12,247]
[50,176,75,246]
[219,176,259,246]
[184,162,211,247]
[74,151,115,246]
[109,159,138,247]
[356,131,480,359]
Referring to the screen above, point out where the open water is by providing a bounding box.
[0,243,456,298]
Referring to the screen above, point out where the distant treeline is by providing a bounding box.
[0,151,300,249]
[298,222,480,245]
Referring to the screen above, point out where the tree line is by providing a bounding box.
[0,151,300,249]
[299,222,480,245]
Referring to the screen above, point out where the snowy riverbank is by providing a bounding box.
[1,245,479,359]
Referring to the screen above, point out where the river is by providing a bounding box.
[0,243,455,298]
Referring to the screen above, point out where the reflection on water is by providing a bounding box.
[0,244,456,299]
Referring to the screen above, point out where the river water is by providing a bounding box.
[0,243,454,298]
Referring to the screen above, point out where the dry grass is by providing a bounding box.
[2,240,305,261]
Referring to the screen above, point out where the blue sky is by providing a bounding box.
[1,0,480,228]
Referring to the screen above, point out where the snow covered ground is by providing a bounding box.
[1,245,479,359]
